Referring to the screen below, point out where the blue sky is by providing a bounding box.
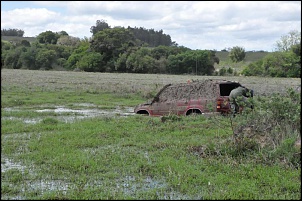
[1,1,301,52]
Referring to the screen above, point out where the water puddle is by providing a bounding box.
[116,175,195,199]
[1,158,27,173]
[2,104,135,124]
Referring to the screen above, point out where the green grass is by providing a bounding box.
[1,69,300,199]
[1,88,143,108]
[215,51,270,73]
[1,114,300,199]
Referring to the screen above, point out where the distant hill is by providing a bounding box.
[1,36,37,43]
[214,50,270,73]
[215,51,269,63]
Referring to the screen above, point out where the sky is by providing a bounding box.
[1,1,301,52]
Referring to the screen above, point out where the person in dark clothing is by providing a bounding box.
[229,86,253,116]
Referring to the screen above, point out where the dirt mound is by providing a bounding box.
[158,80,218,102]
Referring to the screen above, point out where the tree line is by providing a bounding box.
[1,20,301,77]
[1,28,25,37]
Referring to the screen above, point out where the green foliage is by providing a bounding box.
[66,41,90,70]
[90,27,137,71]
[242,50,300,78]
[3,46,26,69]
[128,26,173,47]
[229,46,246,63]
[57,30,69,36]
[167,50,216,75]
[90,19,110,35]
[1,28,24,36]
[36,30,60,44]
[229,88,301,168]
[150,45,171,59]
[76,52,104,72]
[116,47,156,73]
[19,49,36,69]
[0,26,299,76]
[218,66,234,76]
[227,67,233,74]
[219,67,226,76]
[20,40,30,47]
[290,42,301,58]
[1,40,13,50]
[35,49,57,70]
[241,60,265,76]
[263,51,300,77]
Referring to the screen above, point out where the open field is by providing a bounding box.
[1,36,37,43]
[1,69,300,97]
[1,69,301,199]
[214,51,270,72]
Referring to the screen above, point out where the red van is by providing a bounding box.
[134,79,253,116]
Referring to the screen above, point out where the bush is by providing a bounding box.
[228,88,300,167]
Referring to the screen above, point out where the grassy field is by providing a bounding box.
[1,36,37,43]
[1,69,301,200]
[214,51,270,73]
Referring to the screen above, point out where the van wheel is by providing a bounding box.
[187,109,201,116]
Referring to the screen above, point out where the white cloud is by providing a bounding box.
[1,1,301,51]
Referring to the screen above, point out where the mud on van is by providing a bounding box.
[134,79,253,116]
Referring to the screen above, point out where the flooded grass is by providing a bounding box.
[2,105,134,125]
[2,115,300,199]
[1,69,301,199]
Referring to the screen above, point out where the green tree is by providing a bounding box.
[90,27,137,71]
[76,52,104,72]
[19,50,37,69]
[1,28,24,36]
[229,46,246,63]
[166,50,216,75]
[115,46,138,73]
[20,40,31,47]
[3,46,26,69]
[262,52,299,77]
[151,45,171,60]
[35,49,57,70]
[241,60,265,76]
[1,40,13,51]
[57,30,69,36]
[219,67,226,76]
[36,31,60,44]
[90,19,110,35]
[116,47,155,73]
[66,40,90,70]
[227,67,233,74]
